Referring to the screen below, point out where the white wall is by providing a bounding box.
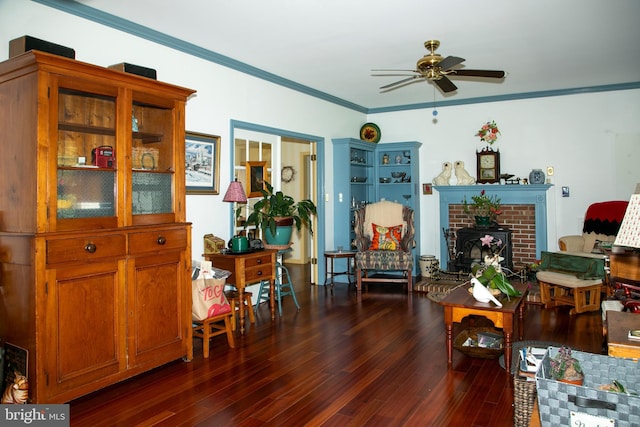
[0,1,363,259]
[2,1,639,263]
[371,90,640,258]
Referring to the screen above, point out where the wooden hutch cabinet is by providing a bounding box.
[0,51,196,403]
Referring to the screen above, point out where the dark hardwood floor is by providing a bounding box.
[69,264,604,426]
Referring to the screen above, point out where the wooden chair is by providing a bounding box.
[225,290,255,331]
[192,312,235,358]
[353,201,415,292]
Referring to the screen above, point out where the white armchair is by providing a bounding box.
[558,201,628,256]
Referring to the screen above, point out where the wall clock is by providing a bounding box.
[360,122,381,143]
[281,165,295,183]
[476,147,500,184]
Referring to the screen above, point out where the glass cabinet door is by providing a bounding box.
[56,84,117,229]
[131,95,175,220]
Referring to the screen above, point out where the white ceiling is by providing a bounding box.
[77,0,640,110]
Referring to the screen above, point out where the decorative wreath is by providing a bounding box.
[475,120,500,145]
[281,166,295,183]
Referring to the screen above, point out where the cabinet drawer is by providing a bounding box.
[128,228,187,255]
[245,265,273,283]
[47,234,126,265]
[244,253,273,269]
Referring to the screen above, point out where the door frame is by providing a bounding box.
[230,120,325,285]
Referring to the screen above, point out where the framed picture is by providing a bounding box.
[422,183,433,195]
[185,131,220,194]
[246,161,266,198]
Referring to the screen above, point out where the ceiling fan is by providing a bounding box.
[373,40,505,93]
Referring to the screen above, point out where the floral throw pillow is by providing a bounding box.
[369,223,402,250]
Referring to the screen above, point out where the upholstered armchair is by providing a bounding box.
[353,200,415,292]
[558,200,628,256]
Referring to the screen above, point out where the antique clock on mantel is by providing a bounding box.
[476,147,500,184]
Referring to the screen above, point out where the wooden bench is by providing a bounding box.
[192,312,235,358]
[536,251,606,315]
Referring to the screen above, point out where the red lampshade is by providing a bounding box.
[223,180,247,203]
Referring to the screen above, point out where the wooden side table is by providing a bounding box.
[607,310,640,359]
[203,249,277,334]
[439,282,528,371]
[323,250,356,292]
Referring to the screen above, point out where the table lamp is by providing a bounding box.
[613,194,640,250]
[223,178,247,221]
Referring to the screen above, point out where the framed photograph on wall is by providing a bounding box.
[422,183,433,195]
[185,131,220,194]
[246,161,266,198]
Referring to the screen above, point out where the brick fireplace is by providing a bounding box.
[435,185,552,271]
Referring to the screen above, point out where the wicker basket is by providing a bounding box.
[453,327,503,359]
[514,374,537,427]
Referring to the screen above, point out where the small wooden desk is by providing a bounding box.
[440,282,528,370]
[204,249,277,334]
[607,310,640,359]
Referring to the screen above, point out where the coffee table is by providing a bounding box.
[439,282,528,370]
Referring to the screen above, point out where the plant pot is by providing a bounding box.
[474,216,492,228]
[264,217,294,245]
[558,377,584,386]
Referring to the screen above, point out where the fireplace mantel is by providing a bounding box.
[435,184,553,265]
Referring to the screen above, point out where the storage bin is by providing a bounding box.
[513,374,536,427]
[535,346,640,426]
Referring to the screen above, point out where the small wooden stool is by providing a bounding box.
[192,312,235,358]
[225,290,255,331]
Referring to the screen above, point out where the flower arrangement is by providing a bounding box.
[462,190,502,222]
[550,347,583,384]
[475,120,500,145]
[470,234,521,297]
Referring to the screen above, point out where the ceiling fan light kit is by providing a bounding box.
[373,39,505,94]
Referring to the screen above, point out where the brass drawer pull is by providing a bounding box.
[157,236,166,245]
[84,242,97,253]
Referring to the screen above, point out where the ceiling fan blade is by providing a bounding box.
[372,69,418,73]
[436,56,465,70]
[433,75,457,93]
[451,69,505,78]
[380,76,421,90]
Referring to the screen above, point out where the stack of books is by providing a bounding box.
[518,346,546,380]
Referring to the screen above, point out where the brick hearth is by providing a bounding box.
[435,185,553,272]
[449,203,536,268]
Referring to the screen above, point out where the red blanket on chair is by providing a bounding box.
[583,201,629,236]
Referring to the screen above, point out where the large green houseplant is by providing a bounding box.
[244,181,317,245]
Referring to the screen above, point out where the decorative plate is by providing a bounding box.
[360,122,381,143]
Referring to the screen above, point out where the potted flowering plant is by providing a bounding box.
[462,190,502,226]
[471,234,521,297]
[550,346,584,385]
[475,120,500,145]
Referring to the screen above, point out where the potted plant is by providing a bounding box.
[462,189,502,227]
[549,346,584,385]
[244,181,317,245]
[470,234,521,297]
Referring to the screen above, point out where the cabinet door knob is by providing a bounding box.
[157,236,166,245]
[84,242,97,253]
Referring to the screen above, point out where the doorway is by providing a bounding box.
[230,121,325,285]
